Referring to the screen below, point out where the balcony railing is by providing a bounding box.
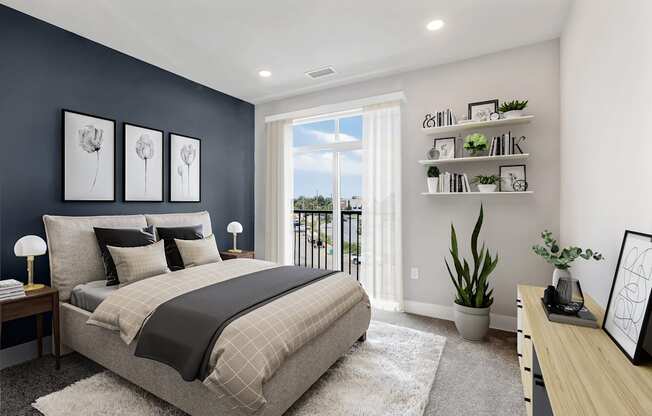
[293,209,362,280]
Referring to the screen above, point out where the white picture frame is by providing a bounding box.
[124,123,164,202]
[169,133,201,202]
[603,230,652,364]
[434,137,456,160]
[62,109,115,201]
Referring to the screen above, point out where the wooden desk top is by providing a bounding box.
[519,285,652,416]
[0,286,57,305]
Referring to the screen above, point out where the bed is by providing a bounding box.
[43,211,371,416]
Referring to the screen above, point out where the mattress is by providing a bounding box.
[70,280,117,312]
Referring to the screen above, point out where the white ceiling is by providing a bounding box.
[2,0,570,104]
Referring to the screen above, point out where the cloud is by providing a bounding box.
[294,126,360,146]
[293,151,362,176]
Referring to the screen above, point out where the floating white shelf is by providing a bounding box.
[422,115,534,135]
[418,153,529,166]
[421,191,534,196]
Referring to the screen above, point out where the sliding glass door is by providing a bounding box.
[292,112,362,278]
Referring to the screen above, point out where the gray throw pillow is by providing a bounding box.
[107,240,169,285]
[174,234,222,268]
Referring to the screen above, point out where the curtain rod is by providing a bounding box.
[264,91,406,123]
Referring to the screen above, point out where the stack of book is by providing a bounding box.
[429,109,457,127]
[438,172,471,193]
[489,131,523,156]
[0,279,26,301]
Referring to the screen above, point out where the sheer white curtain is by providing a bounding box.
[264,119,294,265]
[361,102,403,311]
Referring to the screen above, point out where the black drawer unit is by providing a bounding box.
[532,347,554,416]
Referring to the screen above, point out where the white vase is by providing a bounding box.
[503,110,524,119]
[477,184,497,193]
[427,177,439,193]
[454,303,490,341]
[552,268,571,287]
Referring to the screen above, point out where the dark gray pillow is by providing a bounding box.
[156,225,203,271]
[94,226,156,286]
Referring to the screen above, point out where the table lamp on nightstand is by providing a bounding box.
[14,235,47,291]
[227,221,243,253]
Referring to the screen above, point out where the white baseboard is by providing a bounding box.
[404,300,516,332]
[0,336,52,370]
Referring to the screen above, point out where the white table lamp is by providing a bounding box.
[14,235,47,291]
[227,221,243,253]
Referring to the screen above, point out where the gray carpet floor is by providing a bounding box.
[0,311,524,416]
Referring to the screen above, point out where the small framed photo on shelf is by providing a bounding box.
[499,164,527,192]
[603,230,652,364]
[434,137,456,160]
[468,99,499,122]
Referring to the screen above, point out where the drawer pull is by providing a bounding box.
[524,397,531,403]
[517,353,523,357]
[517,304,523,309]
[524,334,531,339]
[517,329,523,333]
[524,367,531,372]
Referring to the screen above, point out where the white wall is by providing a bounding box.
[560,0,652,307]
[255,40,560,322]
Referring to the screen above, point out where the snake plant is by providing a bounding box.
[445,205,498,308]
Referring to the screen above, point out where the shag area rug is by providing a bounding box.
[33,321,445,416]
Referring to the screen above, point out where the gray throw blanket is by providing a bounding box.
[134,265,337,381]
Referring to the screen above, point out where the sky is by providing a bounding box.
[293,116,362,199]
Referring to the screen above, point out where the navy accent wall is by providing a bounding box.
[0,6,255,349]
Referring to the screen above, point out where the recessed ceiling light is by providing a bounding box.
[427,19,445,31]
[258,70,272,78]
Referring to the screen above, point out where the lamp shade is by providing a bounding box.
[227,221,243,234]
[14,235,47,257]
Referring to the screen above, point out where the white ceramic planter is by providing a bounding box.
[503,110,524,119]
[454,303,490,341]
[427,177,439,193]
[552,268,571,287]
[477,184,497,193]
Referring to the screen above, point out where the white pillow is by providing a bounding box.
[174,234,222,268]
[107,240,169,285]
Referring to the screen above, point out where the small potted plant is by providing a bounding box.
[445,205,498,341]
[463,133,488,156]
[499,100,528,119]
[532,230,604,286]
[472,175,502,193]
[426,166,440,193]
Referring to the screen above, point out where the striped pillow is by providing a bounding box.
[174,234,222,268]
[107,240,169,285]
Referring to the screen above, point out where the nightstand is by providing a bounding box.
[220,250,255,260]
[0,286,60,369]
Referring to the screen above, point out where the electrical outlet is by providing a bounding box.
[410,267,419,280]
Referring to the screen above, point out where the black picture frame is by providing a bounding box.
[123,122,165,203]
[603,230,652,364]
[468,99,499,121]
[169,132,202,203]
[499,164,527,192]
[433,137,456,160]
[62,109,116,202]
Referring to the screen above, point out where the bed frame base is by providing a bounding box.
[60,301,370,416]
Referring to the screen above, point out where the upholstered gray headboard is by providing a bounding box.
[43,211,212,301]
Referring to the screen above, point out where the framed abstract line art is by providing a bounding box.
[468,99,498,121]
[499,164,527,192]
[434,137,456,160]
[169,133,201,202]
[124,123,164,202]
[62,109,116,201]
[603,230,652,364]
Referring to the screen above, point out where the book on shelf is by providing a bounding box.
[489,130,522,156]
[437,172,471,193]
[428,108,457,128]
[0,279,26,300]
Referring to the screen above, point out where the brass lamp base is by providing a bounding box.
[227,249,243,253]
[24,283,45,292]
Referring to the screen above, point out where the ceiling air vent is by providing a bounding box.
[305,66,336,79]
